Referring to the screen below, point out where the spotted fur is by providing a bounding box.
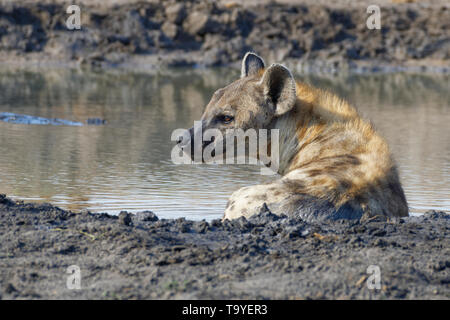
[184,52,409,222]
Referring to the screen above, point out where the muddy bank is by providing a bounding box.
[0,194,448,299]
[0,0,448,73]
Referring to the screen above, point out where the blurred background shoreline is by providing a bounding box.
[0,0,448,73]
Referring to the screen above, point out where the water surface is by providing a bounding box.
[0,68,448,220]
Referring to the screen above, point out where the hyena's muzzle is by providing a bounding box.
[177,121,217,162]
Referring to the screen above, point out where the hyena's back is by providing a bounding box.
[224,81,409,221]
[269,165,408,222]
[280,83,409,220]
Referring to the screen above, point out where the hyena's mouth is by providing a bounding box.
[207,136,216,158]
[199,136,216,161]
[178,130,217,162]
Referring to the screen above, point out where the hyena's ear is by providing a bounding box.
[259,64,296,116]
[241,52,265,78]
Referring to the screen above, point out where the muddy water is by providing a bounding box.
[0,68,448,220]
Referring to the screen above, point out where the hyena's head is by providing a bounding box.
[180,52,297,162]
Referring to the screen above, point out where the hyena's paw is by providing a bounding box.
[223,183,286,220]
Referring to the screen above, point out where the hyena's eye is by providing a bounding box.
[217,115,234,124]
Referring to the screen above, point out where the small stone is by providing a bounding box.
[183,11,210,35]
[372,229,387,237]
[180,224,190,233]
[429,260,447,272]
[165,3,187,25]
[134,211,158,222]
[118,211,133,226]
[193,221,209,233]
[5,283,17,294]
[161,22,178,39]
[210,219,222,227]
[248,203,282,225]
[286,225,309,239]
[372,238,387,247]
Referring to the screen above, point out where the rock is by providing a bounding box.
[161,21,178,39]
[5,283,18,294]
[183,11,210,35]
[428,260,449,272]
[248,203,284,225]
[134,211,159,222]
[122,10,146,37]
[231,216,253,232]
[285,225,309,239]
[165,3,187,25]
[193,221,209,233]
[210,219,222,227]
[118,211,133,226]
[180,223,190,233]
[423,210,450,220]
[148,30,173,49]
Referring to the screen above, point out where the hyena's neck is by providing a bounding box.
[270,105,303,175]
[270,81,386,177]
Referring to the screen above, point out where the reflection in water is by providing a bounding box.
[0,68,448,220]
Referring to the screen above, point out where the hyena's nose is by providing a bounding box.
[176,135,187,148]
[177,126,195,148]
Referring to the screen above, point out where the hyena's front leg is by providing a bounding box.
[223,181,288,220]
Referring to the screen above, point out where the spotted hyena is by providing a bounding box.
[179,52,409,222]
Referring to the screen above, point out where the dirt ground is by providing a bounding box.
[0,194,448,299]
[0,0,448,72]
